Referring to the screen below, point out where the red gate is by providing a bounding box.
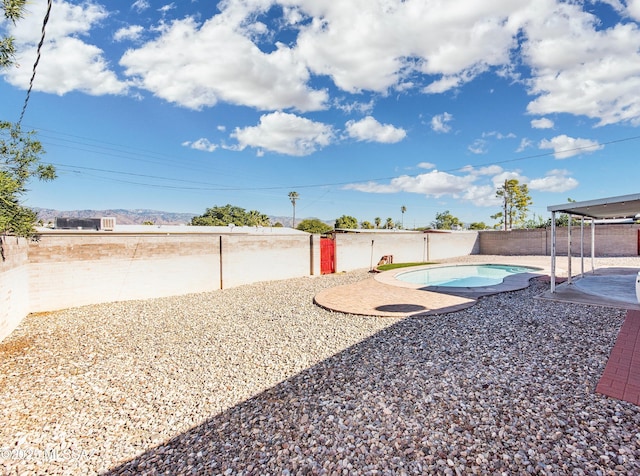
[320,237,335,274]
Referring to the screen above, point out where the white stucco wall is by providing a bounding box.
[333,231,480,272]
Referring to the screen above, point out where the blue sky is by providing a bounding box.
[1,0,640,228]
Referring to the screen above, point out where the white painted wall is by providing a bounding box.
[0,237,30,342]
[28,254,220,313]
[334,231,480,272]
[220,234,314,288]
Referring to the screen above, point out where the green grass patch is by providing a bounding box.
[376,262,437,271]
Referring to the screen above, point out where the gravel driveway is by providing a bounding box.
[1,267,639,475]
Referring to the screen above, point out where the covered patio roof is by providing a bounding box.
[546,192,640,294]
[547,193,640,220]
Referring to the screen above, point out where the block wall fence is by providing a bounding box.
[478,224,640,256]
[1,224,638,342]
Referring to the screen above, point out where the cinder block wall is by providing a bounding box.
[28,233,222,313]
[1,231,324,342]
[220,234,317,288]
[478,224,640,256]
[478,229,548,255]
[0,236,30,342]
[334,231,480,272]
[428,231,481,260]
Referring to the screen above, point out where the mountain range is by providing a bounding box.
[34,208,316,228]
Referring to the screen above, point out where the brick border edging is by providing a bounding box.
[596,310,640,406]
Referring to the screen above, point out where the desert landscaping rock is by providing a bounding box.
[1,261,639,475]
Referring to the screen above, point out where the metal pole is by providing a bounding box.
[567,214,572,284]
[591,218,595,273]
[370,239,374,271]
[309,234,315,276]
[219,235,223,290]
[551,211,556,293]
[423,236,426,263]
[580,216,584,277]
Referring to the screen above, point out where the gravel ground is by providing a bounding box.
[1,262,639,475]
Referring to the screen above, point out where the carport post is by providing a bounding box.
[567,213,572,284]
[591,218,595,272]
[550,211,556,293]
[580,216,584,277]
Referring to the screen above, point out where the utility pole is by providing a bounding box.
[288,191,299,228]
[503,179,508,231]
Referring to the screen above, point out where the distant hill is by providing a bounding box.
[34,208,333,228]
[34,208,197,226]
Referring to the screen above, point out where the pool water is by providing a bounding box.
[396,264,539,288]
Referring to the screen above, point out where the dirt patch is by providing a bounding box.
[0,335,34,357]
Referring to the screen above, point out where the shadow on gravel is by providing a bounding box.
[104,286,638,475]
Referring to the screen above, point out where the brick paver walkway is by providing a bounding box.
[596,310,640,406]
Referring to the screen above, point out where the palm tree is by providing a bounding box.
[400,205,406,229]
[288,191,299,228]
[374,217,381,229]
[385,217,394,229]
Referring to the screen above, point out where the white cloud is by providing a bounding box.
[431,112,453,133]
[460,165,504,176]
[114,25,144,42]
[491,170,527,188]
[538,135,603,159]
[120,15,328,111]
[468,139,488,154]
[531,118,554,129]
[3,1,128,95]
[629,0,640,21]
[345,116,406,143]
[182,138,218,152]
[333,98,374,115]
[516,138,534,152]
[417,162,436,170]
[231,111,334,156]
[529,169,579,193]
[424,76,465,94]
[132,1,150,13]
[293,1,527,94]
[483,131,516,139]
[462,185,502,207]
[159,3,176,15]
[344,170,476,197]
[342,161,548,208]
[523,2,640,125]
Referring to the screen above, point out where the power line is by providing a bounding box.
[19,123,640,191]
[17,0,53,126]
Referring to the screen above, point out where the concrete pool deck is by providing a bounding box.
[314,255,640,317]
[314,256,555,317]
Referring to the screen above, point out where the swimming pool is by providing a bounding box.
[396,264,540,288]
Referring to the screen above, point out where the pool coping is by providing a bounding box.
[314,258,554,318]
[374,263,547,300]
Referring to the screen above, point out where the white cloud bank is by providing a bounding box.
[231,111,334,156]
[120,15,328,112]
[539,135,603,159]
[531,118,554,129]
[2,1,640,127]
[345,116,406,143]
[529,169,578,193]
[344,164,578,205]
[114,25,144,42]
[3,2,128,95]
